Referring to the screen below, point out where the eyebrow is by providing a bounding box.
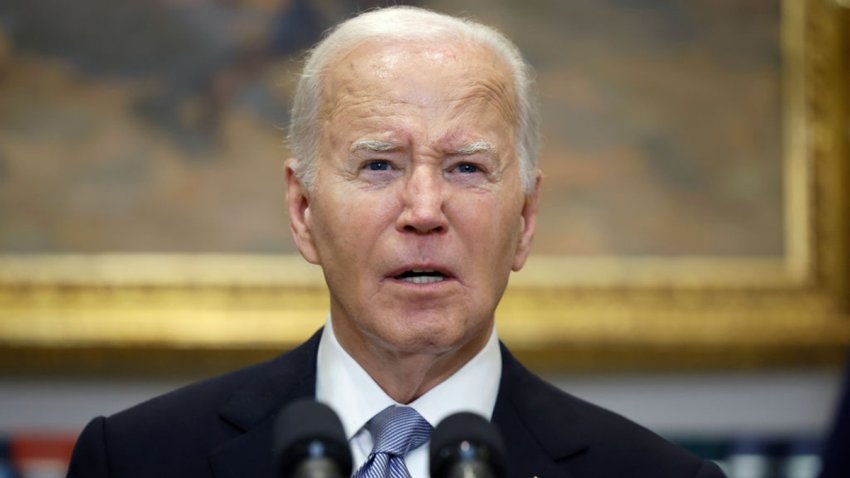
[350,139,495,155]
[452,140,494,155]
[351,140,397,153]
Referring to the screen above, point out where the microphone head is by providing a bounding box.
[273,400,352,478]
[429,412,506,478]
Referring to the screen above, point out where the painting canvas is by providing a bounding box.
[0,0,783,258]
[6,0,842,374]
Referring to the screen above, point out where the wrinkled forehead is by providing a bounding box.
[320,38,518,127]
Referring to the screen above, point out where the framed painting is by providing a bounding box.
[0,0,847,374]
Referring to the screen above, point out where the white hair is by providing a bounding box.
[287,6,540,194]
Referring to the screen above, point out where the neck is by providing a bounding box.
[331,319,491,404]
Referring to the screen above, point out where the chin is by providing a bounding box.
[378,311,486,355]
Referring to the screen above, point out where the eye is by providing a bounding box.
[364,160,391,171]
[454,163,480,174]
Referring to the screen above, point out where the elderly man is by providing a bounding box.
[68,7,725,478]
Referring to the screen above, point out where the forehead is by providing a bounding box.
[320,38,518,138]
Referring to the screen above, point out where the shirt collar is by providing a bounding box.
[316,315,502,439]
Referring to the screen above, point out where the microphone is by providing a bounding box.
[273,400,353,478]
[429,412,506,478]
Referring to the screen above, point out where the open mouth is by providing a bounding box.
[394,269,448,284]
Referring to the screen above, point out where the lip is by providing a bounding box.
[385,263,457,282]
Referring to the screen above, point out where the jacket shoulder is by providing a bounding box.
[67,330,322,477]
[111,331,318,429]
[497,345,725,478]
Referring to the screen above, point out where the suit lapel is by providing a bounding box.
[204,334,586,478]
[493,344,584,478]
[208,330,322,478]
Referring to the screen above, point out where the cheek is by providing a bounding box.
[314,188,401,250]
[463,195,521,236]
[487,203,526,270]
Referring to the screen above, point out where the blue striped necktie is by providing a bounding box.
[353,406,432,478]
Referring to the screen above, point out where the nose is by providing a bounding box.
[396,165,447,234]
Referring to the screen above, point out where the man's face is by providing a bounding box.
[288,39,539,358]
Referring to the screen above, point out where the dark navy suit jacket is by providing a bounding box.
[67,329,725,477]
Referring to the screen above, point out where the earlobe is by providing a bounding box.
[286,161,321,265]
[511,172,541,271]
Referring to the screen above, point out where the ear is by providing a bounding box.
[286,160,320,265]
[511,171,541,271]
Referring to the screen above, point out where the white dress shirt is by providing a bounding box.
[316,316,502,478]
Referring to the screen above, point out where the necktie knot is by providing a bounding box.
[369,406,432,457]
[353,406,432,478]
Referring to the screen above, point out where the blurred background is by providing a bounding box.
[0,0,847,477]
[0,0,784,256]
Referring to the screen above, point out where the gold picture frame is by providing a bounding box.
[1,0,848,375]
